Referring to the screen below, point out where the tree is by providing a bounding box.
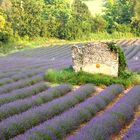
[0,15,5,31]
[104,0,134,33]
[91,15,107,32]
[133,0,140,19]
[68,0,92,39]
[128,0,140,36]
[0,9,13,44]
[10,0,45,37]
[44,0,72,39]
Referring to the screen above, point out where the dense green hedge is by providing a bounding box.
[107,42,127,75]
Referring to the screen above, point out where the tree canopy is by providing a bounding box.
[0,0,140,47]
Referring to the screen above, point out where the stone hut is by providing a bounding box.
[71,42,119,77]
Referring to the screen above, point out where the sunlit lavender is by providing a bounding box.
[0,84,72,120]
[12,84,123,140]
[67,85,140,140]
[123,116,140,140]
[0,84,95,139]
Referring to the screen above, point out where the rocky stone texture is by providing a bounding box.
[71,42,119,77]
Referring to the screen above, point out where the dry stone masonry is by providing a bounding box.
[72,42,119,77]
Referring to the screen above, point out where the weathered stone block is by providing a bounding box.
[71,42,119,77]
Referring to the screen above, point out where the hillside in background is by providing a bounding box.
[83,0,104,15]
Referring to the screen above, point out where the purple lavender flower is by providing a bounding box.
[67,85,140,140]
[0,73,44,95]
[0,84,72,120]
[123,116,140,140]
[0,82,49,106]
[0,84,96,139]
[12,84,123,140]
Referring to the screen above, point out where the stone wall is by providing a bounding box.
[71,42,119,77]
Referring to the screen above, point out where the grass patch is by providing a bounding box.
[45,68,140,88]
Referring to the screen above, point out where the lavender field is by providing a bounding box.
[118,39,140,72]
[0,39,140,140]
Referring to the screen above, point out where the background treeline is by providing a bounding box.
[0,0,140,52]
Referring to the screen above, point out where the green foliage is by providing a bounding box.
[44,0,94,40]
[0,8,14,51]
[104,0,134,33]
[45,68,140,88]
[119,70,133,79]
[91,15,107,32]
[10,0,45,38]
[133,0,140,19]
[68,0,93,39]
[0,0,140,53]
[107,42,127,75]
[0,15,5,30]
[44,0,72,39]
[131,17,140,36]
[45,68,75,84]
[0,32,10,43]
[44,0,93,40]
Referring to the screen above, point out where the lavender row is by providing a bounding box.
[0,78,14,86]
[0,55,71,75]
[0,71,18,79]
[0,84,96,139]
[0,82,49,106]
[0,73,44,95]
[12,84,124,140]
[126,46,140,60]
[11,70,42,81]
[0,58,47,72]
[0,68,33,80]
[0,70,41,87]
[123,116,140,140]
[0,59,70,77]
[129,65,140,72]
[124,46,136,56]
[0,84,72,120]
[0,56,65,73]
[68,85,140,140]
[9,45,70,59]
[0,64,45,80]
[0,60,47,77]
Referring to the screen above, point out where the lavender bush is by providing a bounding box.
[123,116,140,140]
[0,73,44,94]
[126,46,140,60]
[11,70,42,81]
[0,84,96,139]
[0,84,72,120]
[0,82,50,105]
[0,78,14,86]
[0,71,18,79]
[0,70,42,87]
[12,84,124,140]
[67,85,140,140]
